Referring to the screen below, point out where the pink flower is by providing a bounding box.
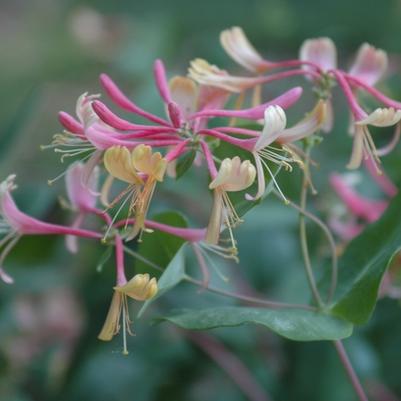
[329,173,388,241]
[0,175,101,283]
[65,162,100,253]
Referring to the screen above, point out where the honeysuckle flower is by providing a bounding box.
[349,43,388,87]
[103,145,167,241]
[64,162,99,253]
[0,175,101,283]
[299,37,337,75]
[206,156,256,252]
[98,273,158,354]
[49,93,105,163]
[97,66,229,136]
[347,107,401,172]
[330,173,388,222]
[246,100,327,201]
[329,173,388,241]
[220,27,270,73]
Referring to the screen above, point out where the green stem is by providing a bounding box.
[276,192,338,303]
[299,145,324,308]
[123,245,316,311]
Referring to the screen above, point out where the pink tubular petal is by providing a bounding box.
[65,213,85,254]
[114,218,206,242]
[66,163,98,211]
[200,141,218,179]
[86,125,180,150]
[92,100,172,132]
[198,129,254,151]
[364,158,398,197]
[167,101,183,128]
[165,139,190,162]
[330,173,388,222]
[346,74,401,109]
[154,59,172,103]
[58,112,84,135]
[99,73,170,126]
[191,87,303,120]
[332,70,367,120]
[1,187,101,238]
[328,216,364,241]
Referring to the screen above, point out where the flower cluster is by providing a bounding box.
[2,26,401,353]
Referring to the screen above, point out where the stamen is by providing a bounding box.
[102,188,136,242]
[259,157,289,203]
[0,234,21,267]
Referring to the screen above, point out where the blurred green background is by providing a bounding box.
[1,0,401,400]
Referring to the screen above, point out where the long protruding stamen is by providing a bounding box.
[0,234,21,267]
[103,188,136,242]
[259,157,289,203]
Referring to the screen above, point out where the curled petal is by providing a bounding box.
[349,43,388,86]
[278,100,327,144]
[356,107,401,127]
[220,26,268,73]
[189,59,248,92]
[169,76,198,119]
[245,154,265,201]
[255,105,287,150]
[104,146,143,185]
[115,273,158,301]
[210,156,256,192]
[131,145,167,181]
[76,92,100,127]
[299,37,337,73]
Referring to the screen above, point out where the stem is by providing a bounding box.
[123,246,316,311]
[185,275,316,311]
[277,192,338,303]
[334,340,369,401]
[299,145,324,307]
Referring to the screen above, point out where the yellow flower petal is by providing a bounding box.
[115,273,158,301]
[131,145,167,182]
[104,146,143,185]
[98,291,123,341]
[169,76,198,119]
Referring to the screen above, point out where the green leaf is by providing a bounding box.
[135,211,188,275]
[328,190,401,324]
[175,150,196,179]
[159,306,353,341]
[138,245,186,317]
